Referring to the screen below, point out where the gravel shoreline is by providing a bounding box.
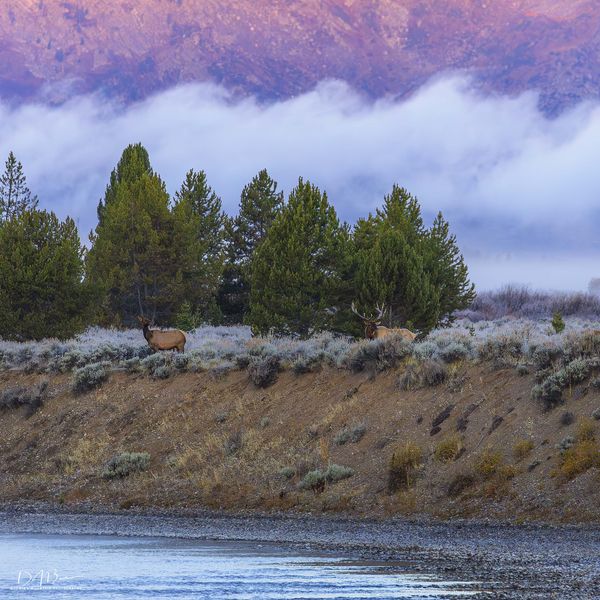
[1,504,599,599]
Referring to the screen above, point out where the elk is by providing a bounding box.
[351,302,417,342]
[137,316,187,353]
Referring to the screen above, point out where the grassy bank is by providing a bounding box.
[1,317,600,522]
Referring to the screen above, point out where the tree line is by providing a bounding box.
[0,144,475,341]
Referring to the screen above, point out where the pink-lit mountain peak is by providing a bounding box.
[0,1,598,113]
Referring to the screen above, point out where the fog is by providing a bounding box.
[0,76,598,290]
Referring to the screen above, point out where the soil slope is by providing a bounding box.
[1,362,599,522]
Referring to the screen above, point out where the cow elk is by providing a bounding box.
[351,302,417,342]
[137,316,187,353]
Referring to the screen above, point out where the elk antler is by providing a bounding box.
[374,303,386,323]
[351,302,369,321]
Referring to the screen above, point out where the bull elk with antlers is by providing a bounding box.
[137,316,187,353]
[351,302,417,342]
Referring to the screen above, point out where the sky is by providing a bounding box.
[1,76,598,291]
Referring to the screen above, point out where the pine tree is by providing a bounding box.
[424,212,475,325]
[352,186,453,334]
[219,169,284,323]
[172,169,226,323]
[0,208,90,340]
[87,146,179,326]
[97,143,152,223]
[0,152,38,222]
[248,178,350,336]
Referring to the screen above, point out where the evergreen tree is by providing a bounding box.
[352,186,473,334]
[0,152,38,222]
[424,212,475,325]
[0,208,90,340]
[248,178,350,336]
[97,143,151,222]
[87,147,179,325]
[172,169,226,323]
[218,169,284,323]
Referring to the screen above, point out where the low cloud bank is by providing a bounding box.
[0,77,598,290]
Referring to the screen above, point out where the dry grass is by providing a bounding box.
[513,439,535,461]
[559,439,600,480]
[388,442,423,492]
[474,448,504,479]
[576,418,596,442]
[434,434,463,463]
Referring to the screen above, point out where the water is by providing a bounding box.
[0,534,480,599]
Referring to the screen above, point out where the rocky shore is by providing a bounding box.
[1,504,599,599]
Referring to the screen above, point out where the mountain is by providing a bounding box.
[0,1,598,112]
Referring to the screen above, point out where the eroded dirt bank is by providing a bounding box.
[1,361,599,523]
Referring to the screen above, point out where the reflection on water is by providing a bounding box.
[0,533,481,599]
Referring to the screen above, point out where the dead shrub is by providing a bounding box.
[513,439,534,461]
[388,442,422,492]
[559,439,600,480]
[434,434,463,463]
[474,448,503,479]
[447,472,475,497]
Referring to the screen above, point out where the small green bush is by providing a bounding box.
[552,312,565,334]
[72,362,110,393]
[324,463,354,482]
[299,470,326,493]
[334,423,366,445]
[279,467,296,479]
[102,452,150,479]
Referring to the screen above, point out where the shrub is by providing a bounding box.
[141,353,167,376]
[334,423,366,445]
[0,382,47,417]
[437,341,471,363]
[447,472,475,497]
[576,418,596,442]
[531,358,596,409]
[299,470,326,493]
[102,452,150,479]
[279,467,296,480]
[225,430,243,455]
[557,436,575,454]
[513,439,534,461]
[592,408,600,421]
[420,360,448,386]
[559,440,600,480]
[172,353,190,371]
[560,411,575,426]
[121,357,141,373]
[516,364,530,376]
[324,463,354,483]
[153,365,172,379]
[72,362,110,393]
[397,360,447,391]
[388,442,423,492]
[474,449,503,479]
[434,435,463,462]
[345,337,411,373]
[397,363,421,391]
[248,356,280,388]
[552,312,565,334]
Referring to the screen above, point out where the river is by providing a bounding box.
[0,533,479,599]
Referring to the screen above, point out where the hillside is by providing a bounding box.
[1,323,600,522]
[0,1,599,113]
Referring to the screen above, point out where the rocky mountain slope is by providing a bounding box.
[0,1,598,112]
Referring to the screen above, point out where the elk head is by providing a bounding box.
[351,302,386,340]
[137,315,151,327]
